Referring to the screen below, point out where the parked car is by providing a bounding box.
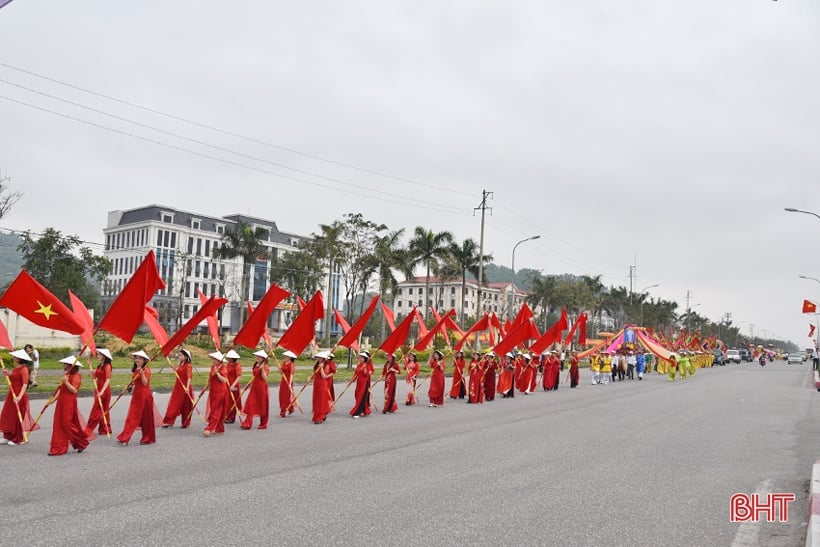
[726,349,741,364]
[713,350,726,366]
[739,348,752,362]
[787,352,804,365]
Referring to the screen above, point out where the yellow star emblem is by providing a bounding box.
[34,300,58,321]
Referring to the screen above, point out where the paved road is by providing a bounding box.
[2,363,817,546]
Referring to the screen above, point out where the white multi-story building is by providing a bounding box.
[102,205,336,335]
[392,276,530,322]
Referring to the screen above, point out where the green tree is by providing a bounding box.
[18,228,111,310]
[527,274,557,330]
[449,238,492,325]
[270,245,325,298]
[213,221,270,324]
[407,227,453,320]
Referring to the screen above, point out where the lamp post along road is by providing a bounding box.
[639,284,659,327]
[509,235,540,321]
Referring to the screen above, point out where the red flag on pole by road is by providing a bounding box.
[161,296,227,357]
[381,301,396,332]
[414,309,456,351]
[247,302,272,347]
[198,289,221,349]
[68,290,97,355]
[378,307,417,355]
[143,306,169,347]
[413,307,428,337]
[233,284,290,349]
[337,295,380,349]
[98,250,166,342]
[454,313,490,351]
[803,300,817,314]
[334,309,359,351]
[0,318,12,349]
[277,290,324,355]
[0,270,85,334]
[810,324,816,338]
[492,320,532,357]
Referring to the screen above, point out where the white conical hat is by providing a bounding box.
[131,350,150,360]
[97,348,113,360]
[254,350,269,359]
[282,350,297,359]
[208,351,224,361]
[9,349,32,362]
[59,355,81,366]
[225,349,241,359]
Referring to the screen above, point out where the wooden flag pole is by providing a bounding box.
[164,356,206,424]
[0,356,28,443]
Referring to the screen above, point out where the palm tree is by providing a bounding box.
[311,221,344,342]
[449,238,492,324]
[214,221,270,325]
[407,227,453,320]
[527,274,557,330]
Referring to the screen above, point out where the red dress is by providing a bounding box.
[49,372,92,455]
[86,362,112,435]
[518,362,535,393]
[448,357,466,399]
[117,368,158,445]
[404,360,419,405]
[327,359,337,401]
[428,358,445,406]
[497,361,514,397]
[483,360,497,401]
[543,357,558,390]
[468,358,483,404]
[312,363,331,424]
[382,361,400,413]
[242,363,270,429]
[350,361,374,417]
[162,362,193,428]
[279,361,295,417]
[205,364,229,434]
[1,365,35,443]
[224,362,243,423]
[569,356,580,387]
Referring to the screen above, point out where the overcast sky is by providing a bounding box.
[1,1,819,345]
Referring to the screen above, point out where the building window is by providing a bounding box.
[187,237,194,254]
[450,299,456,308]
[194,261,201,277]
[397,301,402,308]
[170,232,176,249]
[408,288,413,295]
[163,231,170,247]
[185,283,191,298]
[196,238,202,255]
[397,288,403,296]
[162,214,173,224]
[217,225,224,235]
[203,262,209,279]
[184,305,190,318]
[419,287,424,295]
[418,300,422,307]
[205,240,210,257]
[451,287,456,295]
[192,220,200,230]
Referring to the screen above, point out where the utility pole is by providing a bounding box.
[474,190,492,351]
[628,256,636,304]
[685,290,692,332]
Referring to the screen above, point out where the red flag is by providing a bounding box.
[489,312,505,337]
[578,313,588,346]
[530,308,569,355]
[296,295,307,311]
[492,320,532,356]
[161,296,227,356]
[443,314,464,337]
[277,290,324,354]
[378,307,417,355]
[803,300,817,314]
[143,306,169,347]
[0,318,12,349]
[247,302,272,347]
[430,306,443,322]
[413,307,428,337]
[454,313,490,351]
[414,309,456,351]
[503,319,512,334]
[338,295,380,349]
[0,270,85,334]
[334,309,359,351]
[809,324,816,338]
[198,289,221,350]
[98,250,166,342]
[68,290,97,355]
[233,284,290,348]
[510,302,534,329]
[381,301,396,331]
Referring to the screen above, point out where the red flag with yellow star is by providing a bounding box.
[0,270,85,334]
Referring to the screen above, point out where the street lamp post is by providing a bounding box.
[785,207,820,221]
[686,303,701,333]
[639,284,659,327]
[510,235,540,320]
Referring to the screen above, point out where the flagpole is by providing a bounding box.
[164,356,206,424]
[80,329,112,438]
[0,356,28,443]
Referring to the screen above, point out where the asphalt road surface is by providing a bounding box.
[2,362,818,546]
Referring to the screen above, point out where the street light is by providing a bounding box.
[785,207,820,220]
[639,284,659,327]
[510,235,540,320]
[686,303,701,333]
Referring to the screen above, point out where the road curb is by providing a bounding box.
[808,460,820,547]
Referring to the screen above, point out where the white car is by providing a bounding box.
[787,352,804,364]
[726,349,741,364]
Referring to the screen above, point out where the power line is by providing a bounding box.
[0,94,470,216]
[0,77,466,215]
[0,61,475,199]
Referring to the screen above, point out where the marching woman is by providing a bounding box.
[483,352,498,401]
[49,356,92,456]
[350,351,374,418]
[518,353,535,394]
[161,349,194,429]
[404,352,420,405]
[448,350,467,400]
[86,348,113,436]
[278,350,297,418]
[117,351,158,446]
[569,351,580,388]
[312,351,332,424]
[467,352,483,404]
[427,350,446,408]
[204,351,229,437]
[382,353,401,414]
[543,351,557,391]
[1,349,36,446]
[326,353,338,402]
[241,350,271,430]
[223,349,243,424]
[497,352,515,398]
